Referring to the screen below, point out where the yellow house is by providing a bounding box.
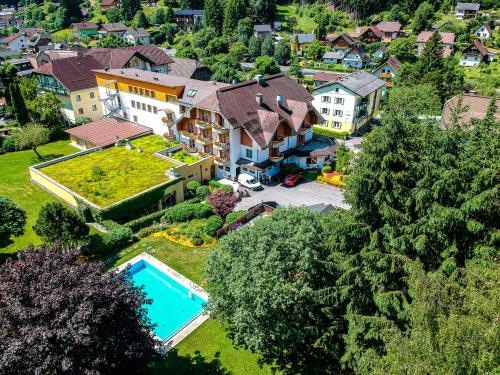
[35,55,104,124]
[291,33,315,54]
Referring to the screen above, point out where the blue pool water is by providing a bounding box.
[128,260,205,340]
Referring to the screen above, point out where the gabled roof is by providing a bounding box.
[125,28,150,38]
[373,55,401,72]
[196,74,318,148]
[314,71,385,97]
[98,22,127,32]
[329,33,356,47]
[456,2,480,11]
[84,45,173,67]
[313,71,345,82]
[168,57,210,79]
[174,9,204,16]
[323,51,345,59]
[463,40,489,56]
[440,94,499,129]
[417,31,455,45]
[35,55,103,91]
[375,21,402,33]
[291,33,315,44]
[1,28,45,44]
[65,117,152,147]
[360,26,383,39]
[254,24,272,33]
[476,23,493,34]
[70,21,98,30]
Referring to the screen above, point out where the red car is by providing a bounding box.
[282,173,302,187]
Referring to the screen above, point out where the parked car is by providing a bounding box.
[282,173,302,187]
[237,173,262,190]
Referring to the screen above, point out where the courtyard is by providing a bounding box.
[235,179,350,211]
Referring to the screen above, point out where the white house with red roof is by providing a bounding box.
[0,28,48,52]
[459,40,494,67]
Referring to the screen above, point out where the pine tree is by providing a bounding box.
[223,0,245,36]
[120,0,141,21]
[9,82,29,126]
[204,0,224,36]
[261,36,275,57]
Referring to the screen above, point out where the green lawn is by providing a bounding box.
[170,150,203,165]
[40,136,178,207]
[276,4,317,34]
[106,236,273,374]
[0,140,76,254]
[462,61,500,96]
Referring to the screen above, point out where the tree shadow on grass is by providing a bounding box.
[152,350,232,375]
[40,153,65,162]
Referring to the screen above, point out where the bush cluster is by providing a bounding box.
[186,181,201,196]
[125,210,166,232]
[225,210,247,224]
[317,174,345,187]
[322,165,332,173]
[203,215,224,237]
[208,180,234,194]
[196,185,210,199]
[162,203,213,223]
[313,127,350,140]
[137,224,164,239]
[82,225,133,256]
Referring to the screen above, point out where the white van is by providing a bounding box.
[237,173,262,190]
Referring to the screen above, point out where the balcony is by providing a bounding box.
[195,120,212,129]
[214,156,231,165]
[196,135,213,145]
[270,152,283,162]
[272,137,284,148]
[212,124,228,134]
[161,117,174,125]
[213,140,230,151]
[379,72,392,79]
[180,130,196,140]
[385,81,394,88]
[163,133,176,141]
[298,127,311,135]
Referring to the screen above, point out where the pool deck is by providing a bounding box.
[116,252,209,350]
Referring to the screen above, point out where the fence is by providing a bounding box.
[216,203,275,238]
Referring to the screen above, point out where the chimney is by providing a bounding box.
[255,74,265,85]
[256,93,263,106]
[276,95,283,107]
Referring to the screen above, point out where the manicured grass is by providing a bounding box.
[40,135,178,207]
[106,236,273,374]
[0,140,77,254]
[170,150,202,165]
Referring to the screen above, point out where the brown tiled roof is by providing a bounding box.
[440,94,500,129]
[70,21,98,30]
[2,28,45,43]
[361,26,384,38]
[417,31,455,45]
[464,40,489,56]
[197,74,318,148]
[65,117,152,147]
[330,33,356,47]
[313,71,345,82]
[35,55,103,91]
[386,55,402,70]
[85,45,173,68]
[375,21,402,33]
[98,23,127,32]
[169,57,210,79]
[101,0,118,6]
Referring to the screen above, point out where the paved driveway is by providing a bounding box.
[235,180,350,211]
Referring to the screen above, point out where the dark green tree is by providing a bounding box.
[9,82,29,126]
[253,55,280,75]
[211,55,241,83]
[192,27,217,49]
[59,0,81,24]
[133,10,149,28]
[411,1,435,34]
[247,35,261,60]
[120,0,141,21]
[274,39,291,65]
[223,0,245,36]
[96,33,130,48]
[260,36,275,57]
[0,196,26,240]
[204,0,224,35]
[33,202,89,247]
[229,41,248,61]
[236,17,254,44]
[0,63,17,104]
[250,0,275,24]
[204,37,229,56]
[387,36,416,63]
[306,39,324,61]
[106,6,121,23]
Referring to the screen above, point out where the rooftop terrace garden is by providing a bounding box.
[169,150,202,165]
[40,136,179,207]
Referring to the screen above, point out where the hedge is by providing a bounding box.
[208,180,234,194]
[313,127,350,140]
[225,210,247,224]
[81,226,133,256]
[125,210,167,232]
[163,203,214,223]
[203,215,224,236]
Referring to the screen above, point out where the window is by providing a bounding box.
[76,94,81,102]
[153,106,157,114]
[78,108,84,114]
[151,91,155,98]
[321,96,331,103]
[89,92,95,99]
[141,103,146,111]
[133,115,138,122]
[201,110,209,122]
[187,89,197,97]
[334,97,344,105]
[131,100,135,108]
[332,121,341,129]
[167,95,176,103]
[320,108,330,115]
[134,87,138,94]
[335,88,339,93]
[321,120,328,126]
[92,104,97,111]
[147,104,152,112]
[139,88,144,96]
[246,149,253,158]
[145,89,150,97]
[129,85,133,93]
[333,109,343,116]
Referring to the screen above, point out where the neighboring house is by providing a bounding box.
[375,21,404,42]
[313,71,345,87]
[327,33,370,68]
[168,57,211,81]
[5,57,35,76]
[455,2,480,19]
[312,71,385,134]
[0,10,14,28]
[123,28,150,45]
[32,46,87,68]
[101,0,119,9]
[322,51,345,64]
[174,9,205,32]
[359,26,383,44]
[84,45,174,73]
[416,31,455,56]
[459,40,494,67]
[475,24,493,40]
[34,55,104,124]
[97,23,128,38]
[254,24,272,38]
[291,33,315,55]
[372,55,401,89]
[70,21,98,38]
[342,44,370,69]
[95,68,228,138]
[175,74,325,179]
[440,93,499,129]
[0,28,47,52]
[373,45,387,59]
[27,31,52,53]
[329,33,356,52]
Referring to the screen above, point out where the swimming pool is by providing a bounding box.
[128,258,206,341]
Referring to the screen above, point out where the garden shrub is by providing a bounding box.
[219,184,234,194]
[101,220,122,231]
[186,180,201,195]
[226,210,247,224]
[125,210,166,232]
[190,234,203,246]
[102,226,133,251]
[282,163,301,174]
[204,215,224,237]
[209,180,223,189]
[313,127,349,140]
[184,197,202,204]
[137,224,163,239]
[163,203,213,223]
[2,136,15,152]
[196,185,210,199]
[322,165,332,173]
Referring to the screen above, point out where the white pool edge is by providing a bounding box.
[116,252,210,351]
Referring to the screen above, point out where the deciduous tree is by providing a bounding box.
[204,0,223,35]
[223,0,245,36]
[11,123,50,159]
[274,39,291,65]
[253,55,280,75]
[0,196,26,240]
[207,189,238,219]
[120,0,141,21]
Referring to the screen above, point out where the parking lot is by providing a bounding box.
[235,180,350,211]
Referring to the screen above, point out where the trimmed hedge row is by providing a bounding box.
[81,225,133,256]
[163,202,213,223]
[313,127,350,140]
[125,210,166,232]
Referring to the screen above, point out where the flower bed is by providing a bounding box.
[317,171,345,188]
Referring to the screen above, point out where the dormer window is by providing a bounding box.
[187,89,197,97]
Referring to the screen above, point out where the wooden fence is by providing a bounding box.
[216,203,275,238]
